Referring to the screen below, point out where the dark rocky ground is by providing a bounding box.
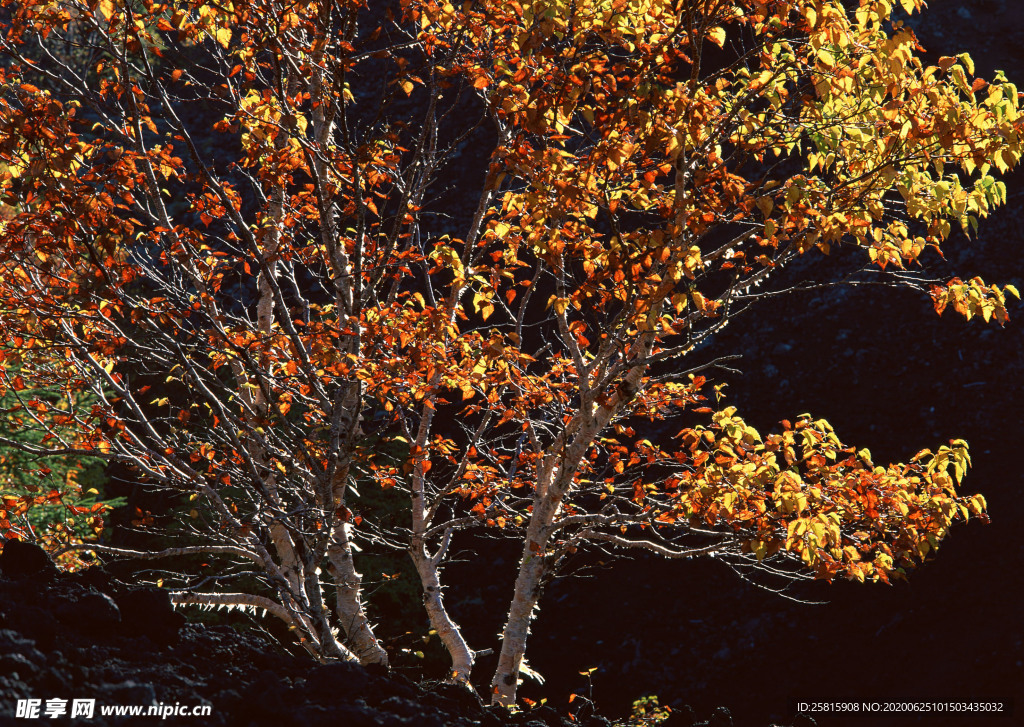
[0,539,806,727]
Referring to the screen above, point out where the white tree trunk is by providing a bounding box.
[490,494,557,706]
[327,519,389,665]
[410,543,475,683]
[327,381,389,666]
[491,355,650,706]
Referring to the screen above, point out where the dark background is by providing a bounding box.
[446,2,1024,725]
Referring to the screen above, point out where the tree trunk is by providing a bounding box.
[490,359,648,705]
[328,520,389,665]
[327,379,389,666]
[410,546,475,683]
[490,489,559,706]
[408,389,476,683]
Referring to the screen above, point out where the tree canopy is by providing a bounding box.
[0,0,1014,706]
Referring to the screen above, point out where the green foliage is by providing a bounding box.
[0,369,122,567]
[616,695,674,726]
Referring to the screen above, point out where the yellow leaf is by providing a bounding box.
[215,27,231,49]
[952,66,971,95]
[400,80,414,96]
[958,53,975,77]
[707,27,726,48]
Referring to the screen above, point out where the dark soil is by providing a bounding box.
[0,539,794,727]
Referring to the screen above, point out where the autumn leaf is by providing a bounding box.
[215,27,231,49]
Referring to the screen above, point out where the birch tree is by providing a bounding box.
[0,0,1016,707]
[407,0,1017,704]
[0,0,467,665]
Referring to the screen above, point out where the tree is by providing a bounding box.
[0,0,1015,707]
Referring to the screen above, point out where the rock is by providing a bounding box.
[0,630,47,667]
[304,661,375,700]
[116,587,185,644]
[427,681,484,713]
[378,695,422,719]
[0,540,57,579]
[0,652,41,679]
[14,607,61,651]
[0,551,751,727]
[524,705,562,725]
[236,669,290,722]
[479,708,507,727]
[55,589,121,631]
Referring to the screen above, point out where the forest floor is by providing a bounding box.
[0,539,788,727]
